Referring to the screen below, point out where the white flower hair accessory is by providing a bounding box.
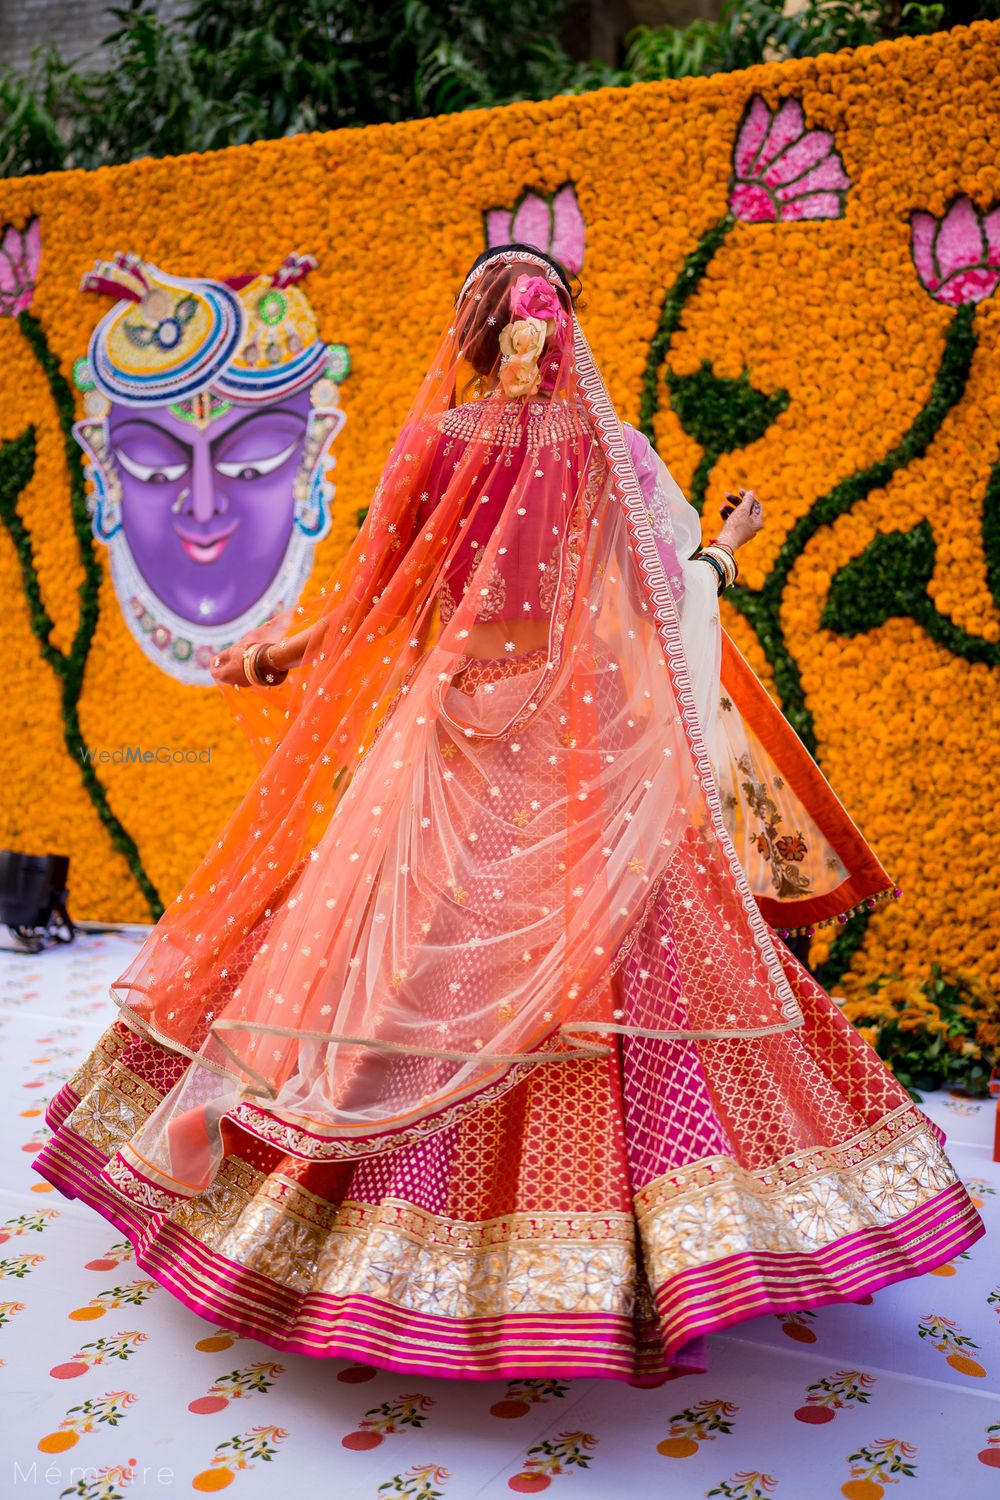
[497,274,561,399]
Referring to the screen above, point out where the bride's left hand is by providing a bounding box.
[718,488,764,551]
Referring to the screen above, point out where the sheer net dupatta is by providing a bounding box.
[106,250,800,1201]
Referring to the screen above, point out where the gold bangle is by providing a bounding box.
[254,642,288,686]
[241,641,288,687]
[714,541,739,584]
[700,545,737,589]
[711,546,737,585]
[241,644,259,686]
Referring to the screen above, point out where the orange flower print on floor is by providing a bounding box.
[928,1248,972,1277]
[55,1458,137,1500]
[917,1313,987,1377]
[49,1330,149,1380]
[377,1464,451,1500]
[36,1389,137,1454]
[978,1420,1000,1470]
[507,1432,599,1493]
[21,1123,52,1157]
[83,1240,134,1273]
[67,1278,158,1322]
[188,1361,285,1415]
[840,1437,918,1499]
[194,1328,245,1355]
[707,1472,778,1500]
[963,1177,997,1209]
[777,1309,818,1343]
[657,1397,739,1457]
[489,1379,570,1419]
[342,1394,436,1451]
[191,1425,288,1493]
[0,1208,58,1243]
[0,1299,26,1328]
[794,1371,875,1425]
[0,1252,44,1281]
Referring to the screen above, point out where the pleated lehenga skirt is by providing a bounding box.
[34,867,984,1384]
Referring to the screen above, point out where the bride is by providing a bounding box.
[36,244,983,1384]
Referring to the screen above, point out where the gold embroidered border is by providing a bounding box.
[170,1162,639,1319]
[635,1100,925,1211]
[55,1040,969,1323]
[158,1116,964,1321]
[64,1022,131,1104]
[66,1071,162,1160]
[637,1123,960,1290]
[227,1168,634,1250]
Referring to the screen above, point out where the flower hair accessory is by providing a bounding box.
[498,274,562,399]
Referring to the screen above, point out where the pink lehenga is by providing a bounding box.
[35,248,984,1384]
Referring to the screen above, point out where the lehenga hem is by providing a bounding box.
[33,1082,985,1386]
[32,1114,702,1387]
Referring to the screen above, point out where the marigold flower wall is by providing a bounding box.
[0,22,996,1003]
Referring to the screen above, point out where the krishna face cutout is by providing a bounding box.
[73,251,350,685]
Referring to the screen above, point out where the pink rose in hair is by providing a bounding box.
[510,274,562,324]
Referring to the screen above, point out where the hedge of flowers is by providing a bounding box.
[0,21,996,1014]
[842,968,999,1099]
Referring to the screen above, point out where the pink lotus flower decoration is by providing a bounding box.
[0,217,41,317]
[485,183,585,276]
[729,96,850,223]
[911,197,1000,306]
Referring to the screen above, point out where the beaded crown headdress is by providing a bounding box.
[77,250,349,413]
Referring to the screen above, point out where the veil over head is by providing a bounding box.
[107,247,801,1199]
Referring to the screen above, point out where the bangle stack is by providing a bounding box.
[697,541,738,594]
[241,642,288,687]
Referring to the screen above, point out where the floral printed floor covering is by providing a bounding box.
[1,928,997,1500]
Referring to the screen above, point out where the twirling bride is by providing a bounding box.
[37,245,983,1384]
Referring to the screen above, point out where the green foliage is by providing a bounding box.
[821,520,935,635]
[729,300,980,750]
[822,513,1000,667]
[622,0,974,82]
[0,54,67,179]
[982,450,1000,609]
[1,313,163,918]
[639,213,733,444]
[667,362,790,513]
[843,965,999,1098]
[1,0,607,173]
[2,0,997,175]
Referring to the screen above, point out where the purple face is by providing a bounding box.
[108,388,312,625]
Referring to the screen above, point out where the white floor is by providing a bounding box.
[0,928,997,1499]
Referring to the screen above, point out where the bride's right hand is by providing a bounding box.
[210,643,252,686]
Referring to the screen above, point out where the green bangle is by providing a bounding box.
[698,552,727,594]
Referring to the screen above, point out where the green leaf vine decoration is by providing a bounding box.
[0,311,163,919]
[667,362,790,515]
[642,223,997,988]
